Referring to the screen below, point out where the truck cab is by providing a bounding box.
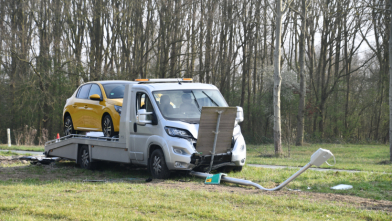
[120,79,246,178]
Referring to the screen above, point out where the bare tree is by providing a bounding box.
[389,0,392,161]
[295,0,307,146]
[273,0,291,156]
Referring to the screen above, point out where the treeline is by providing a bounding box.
[0,0,390,145]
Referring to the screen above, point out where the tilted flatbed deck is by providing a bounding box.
[45,134,131,164]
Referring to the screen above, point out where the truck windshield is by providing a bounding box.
[152,89,228,123]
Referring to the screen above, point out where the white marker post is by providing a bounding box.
[7,128,11,147]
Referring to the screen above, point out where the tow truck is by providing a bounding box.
[44,79,247,179]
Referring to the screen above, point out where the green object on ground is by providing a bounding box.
[205,173,226,185]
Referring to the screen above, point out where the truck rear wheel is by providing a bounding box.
[149,149,170,179]
[78,145,95,170]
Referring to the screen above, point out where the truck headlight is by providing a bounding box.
[173,148,187,155]
[164,127,193,139]
[114,105,122,115]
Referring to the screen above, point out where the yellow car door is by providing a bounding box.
[72,84,92,129]
[85,83,105,130]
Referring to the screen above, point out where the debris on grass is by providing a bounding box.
[82,179,108,182]
[331,184,353,190]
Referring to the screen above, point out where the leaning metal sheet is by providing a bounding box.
[196,107,237,156]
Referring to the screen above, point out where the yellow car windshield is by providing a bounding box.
[102,84,127,99]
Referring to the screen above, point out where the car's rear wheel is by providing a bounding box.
[102,115,115,137]
[64,116,76,136]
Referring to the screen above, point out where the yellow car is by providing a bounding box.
[63,81,131,137]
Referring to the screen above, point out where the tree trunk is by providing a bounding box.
[389,0,392,161]
[273,0,283,156]
[295,0,306,146]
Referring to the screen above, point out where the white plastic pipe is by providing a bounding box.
[190,148,333,191]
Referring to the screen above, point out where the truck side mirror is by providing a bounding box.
[236,106,244,123]
[136,109,153,125]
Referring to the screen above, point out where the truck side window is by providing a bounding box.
[76,84,92,99]
[137,93,154,120]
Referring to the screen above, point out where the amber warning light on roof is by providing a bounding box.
[135,79,149,82]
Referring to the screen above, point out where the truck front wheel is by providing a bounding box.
[149,149,170,179]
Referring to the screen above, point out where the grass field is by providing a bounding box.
[0,144,44,152]
[1,143,391,220]
[0,161,391,220]
[0,151,31,156]
[247,143,392,173]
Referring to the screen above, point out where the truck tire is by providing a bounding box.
[78,145,95,170]
[102,115,115,137]
[64,116,76,136]
[232,166,243,172]
[219,166,243,173]
[149,149,170,179]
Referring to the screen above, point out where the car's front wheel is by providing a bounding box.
[102,115,115,137]
[64,116,76,136]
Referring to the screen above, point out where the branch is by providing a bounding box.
[288,4,304,19]
[265,0,277,16]
[11,50,44,92]
[283,0,294,14]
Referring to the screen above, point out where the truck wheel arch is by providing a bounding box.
[147,136,171,164]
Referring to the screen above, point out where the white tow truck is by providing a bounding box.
[45,79,247,179]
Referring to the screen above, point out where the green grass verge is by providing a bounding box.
[247,144,392,173]
[0,151,32,156]
[0,144,44,152]
[230,165,392,201]
[0,162,390,220]
[1,182,388,220]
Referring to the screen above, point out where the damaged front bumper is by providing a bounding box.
[190,135,246,171]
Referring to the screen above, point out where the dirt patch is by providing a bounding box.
[377,160,392,165]
[0,156,30,165]
[1,158,392,213]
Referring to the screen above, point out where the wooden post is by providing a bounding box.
[7,128,11,147]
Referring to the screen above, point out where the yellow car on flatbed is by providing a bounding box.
[63,81,131,137]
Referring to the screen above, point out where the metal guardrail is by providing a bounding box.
[45,134,120,146]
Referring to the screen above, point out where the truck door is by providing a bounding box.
[130,91,159,164]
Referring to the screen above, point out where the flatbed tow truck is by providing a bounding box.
[41,79,334,190]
